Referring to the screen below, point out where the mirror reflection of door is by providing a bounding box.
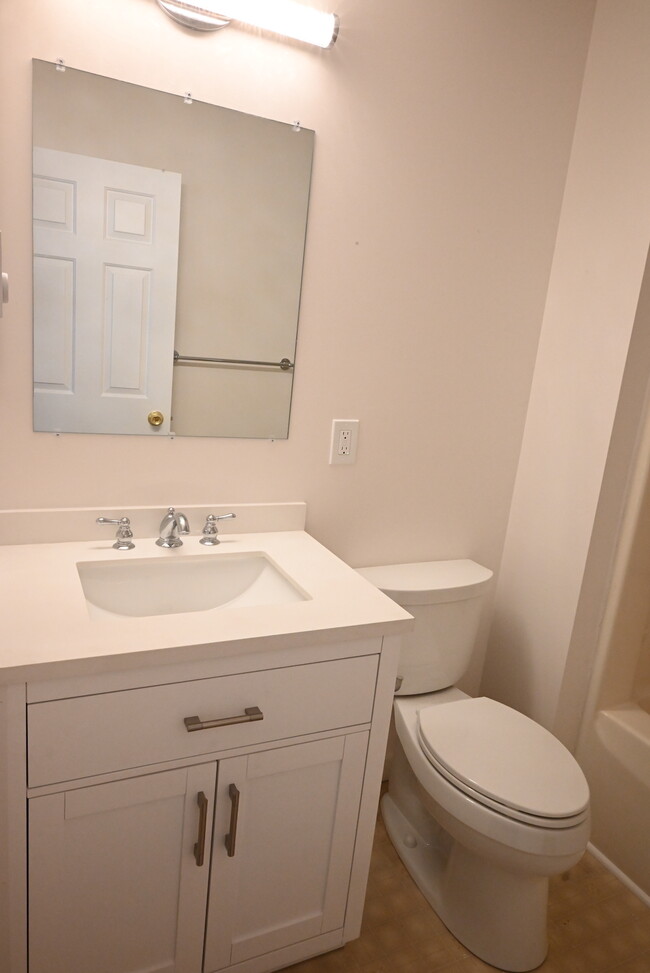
[31,60,315,440]
[33,148,181,435]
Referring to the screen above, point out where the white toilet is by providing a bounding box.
[357,560,590,973]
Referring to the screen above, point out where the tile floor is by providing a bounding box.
[282,815,650,973]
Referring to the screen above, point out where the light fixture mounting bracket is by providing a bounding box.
[156,0,231,32]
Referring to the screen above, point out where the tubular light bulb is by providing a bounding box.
[174,0,338,47]
[225,0,337,47]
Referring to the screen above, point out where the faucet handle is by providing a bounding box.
[96,516,135,551]
[199,513,236,546]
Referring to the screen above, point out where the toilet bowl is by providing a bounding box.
[357,561,590,973]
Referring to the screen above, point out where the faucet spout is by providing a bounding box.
[156,507,191,548]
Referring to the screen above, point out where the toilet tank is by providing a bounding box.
[357,560,493,695]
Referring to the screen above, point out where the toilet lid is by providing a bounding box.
[418,697,589,820]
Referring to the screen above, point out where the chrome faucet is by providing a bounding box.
[156,507,190,548]
[96,516,135,550]
[199,512,237,545]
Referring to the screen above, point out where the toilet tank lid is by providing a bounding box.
[356,559,493,605]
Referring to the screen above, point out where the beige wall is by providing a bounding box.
[0,0,594,692]
[482,0,650,730]
[555,244,650,748]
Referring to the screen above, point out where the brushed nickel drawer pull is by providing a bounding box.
[183,706,264,732]
[194,791,209,867]
[225,783,240,858]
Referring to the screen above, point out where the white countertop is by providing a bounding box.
[0,529,412,683]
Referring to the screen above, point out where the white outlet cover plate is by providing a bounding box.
[330,419,359,465]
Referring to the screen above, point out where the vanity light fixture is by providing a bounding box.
[156,0,339,48]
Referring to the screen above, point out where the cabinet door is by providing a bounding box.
[204,732,368,971]
[28,763,216,973]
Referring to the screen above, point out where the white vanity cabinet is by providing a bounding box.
[204,732,368,971]
[19,641,394,973]
[29,763,217,973]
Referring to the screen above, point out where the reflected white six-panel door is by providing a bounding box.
[33,147,181,435]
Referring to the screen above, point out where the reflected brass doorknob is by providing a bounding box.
[148,411,164,427]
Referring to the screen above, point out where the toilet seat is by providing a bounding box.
[417,697,590,829]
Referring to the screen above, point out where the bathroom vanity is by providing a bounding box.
[0,503,411,973]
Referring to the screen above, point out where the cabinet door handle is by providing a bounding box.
[225,783,240,858]
[194,791,209,867]
[184,706,264,732]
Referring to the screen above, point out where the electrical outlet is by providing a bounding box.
[329,419,359,464]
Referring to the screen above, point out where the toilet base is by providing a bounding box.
[381,792,549,972]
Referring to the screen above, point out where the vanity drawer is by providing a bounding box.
[27,654,379,787]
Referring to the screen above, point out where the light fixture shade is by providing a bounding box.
[158,0,338,47]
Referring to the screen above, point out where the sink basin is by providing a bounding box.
[77,552,308,618]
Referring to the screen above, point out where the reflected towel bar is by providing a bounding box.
[174,351,293,370]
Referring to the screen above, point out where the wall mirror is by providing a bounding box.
[32,59,314,439]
